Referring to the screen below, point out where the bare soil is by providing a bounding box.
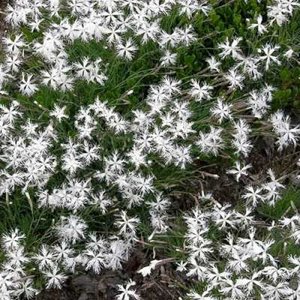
[0,0,8,38]
[35,248,187,300]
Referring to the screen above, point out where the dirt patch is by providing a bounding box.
[197,136,300,206]
[0,0,8,38]
[35,248,186,300]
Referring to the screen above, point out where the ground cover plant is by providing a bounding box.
[0,0,300,299]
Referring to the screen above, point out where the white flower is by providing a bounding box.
[50,105,68,122]
[284,48,294,59]
[218,37,243,60]
[44,266,68,289]
[160,50,177,66]
[258,44,281,71]
[53,241,74,262]
[14,279,38,299]
[271,111,300,150]
[2,228,25,251]
[6,245,29,268]
[19,73,38,96]
[176,261,188,272]
[211,98,232,123]
[242,186,263,207]
[227,161,252,182]
[84,249,105,274]
[178,0,198,18]
[263,282,293,300]
[186,257,208,280]
[189,80,213,102]
[116,211,140,238]
[249,15,267,34]
[224,68,245,90]
[220,279,245,299]
[187,289,216,300]
[33,245,55,271]
[174,25,197,46]
[3,34,26,54]
[127,145,147,169]
[116,38,137,60]
[116,280,140,300]
[6,54,22,73]
[205,56,221,72]
[56,215,87,244]
[197,126,223,155]
[137,259,162,277]
[136,21,160,44]
[267,2,289,26]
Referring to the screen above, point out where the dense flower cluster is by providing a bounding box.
[0,0,299,299]
[180,177,300,299]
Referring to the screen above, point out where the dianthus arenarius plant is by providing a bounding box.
[0,0,299,299]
